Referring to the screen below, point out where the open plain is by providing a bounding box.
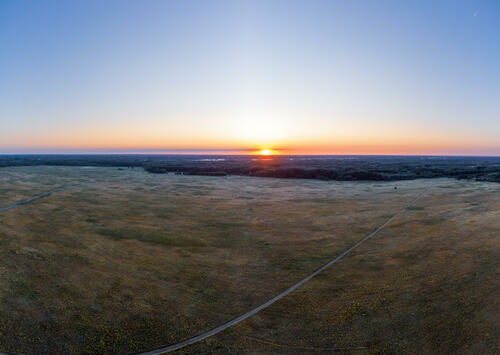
[0,166,498,354]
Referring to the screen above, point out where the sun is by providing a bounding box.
[253,147,280,156]
[256,148,280,156]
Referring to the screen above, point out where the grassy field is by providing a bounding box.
[0,166,498,354]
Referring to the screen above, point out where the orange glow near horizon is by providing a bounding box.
[5,130,500,156]
[5,114,497,156]
[7,142,500,156]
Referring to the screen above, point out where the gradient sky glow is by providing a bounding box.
[1,0,499,155]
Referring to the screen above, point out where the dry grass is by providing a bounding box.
[0,167,498,354]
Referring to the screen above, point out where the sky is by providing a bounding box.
[1,0,499,155]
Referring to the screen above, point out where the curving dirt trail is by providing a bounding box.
[0,185,67,214]
[137,189,429,354]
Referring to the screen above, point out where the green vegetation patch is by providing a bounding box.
[406,205,425,211]
[97,228,206,248]
[12,276,39,300]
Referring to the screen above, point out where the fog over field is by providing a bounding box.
[0,166,498,353]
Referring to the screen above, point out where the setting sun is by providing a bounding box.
[256,149,280,156]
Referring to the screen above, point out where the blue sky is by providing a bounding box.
[1,0,499,154]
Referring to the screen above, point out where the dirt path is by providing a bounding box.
[0,185,67,213]
[137,189,429,354]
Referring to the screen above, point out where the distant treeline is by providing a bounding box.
[144,166,388,181]
[2,155,500,183]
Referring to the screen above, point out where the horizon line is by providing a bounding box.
[2,152,500,158]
